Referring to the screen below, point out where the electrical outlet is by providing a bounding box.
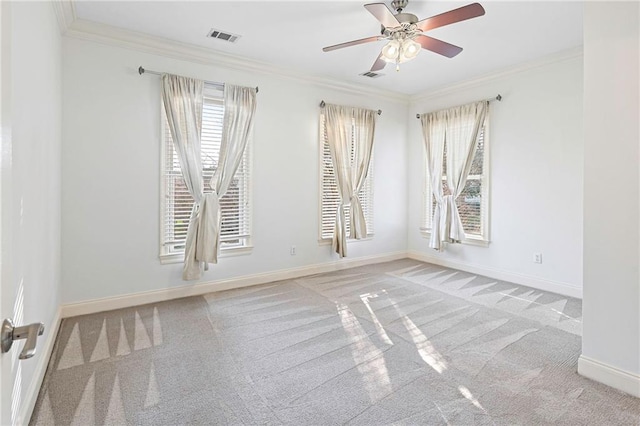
[290,245,296,256]
[533,253,542,264]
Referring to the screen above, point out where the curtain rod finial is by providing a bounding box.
[138,66,145,75]
[496,94,502,101]
[377,109,382,116]
[320,100,326,108]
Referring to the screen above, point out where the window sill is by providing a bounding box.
[419,230,489,247]
[159,246,253,265]
[318,235,374,246]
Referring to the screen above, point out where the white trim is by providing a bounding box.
[60,251,407,318]
[419,230,490,247]
[17,307,63,426]
[407,250,582,299]
[158,98,168,260]
[578,355,640,398]
[159,246,254,264]
[59,3,581,103]
[60,11,582,104]
[51,0,75,35]
[410,46,583,103]
[481,112,491,241]
[63,19,409,104]
[318,236,374,246]
[62,248,583,319]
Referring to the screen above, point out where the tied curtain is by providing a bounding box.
[162,75,256,280]
[324,104,376,257]
[420,110,447,250]
[420,100,488,251]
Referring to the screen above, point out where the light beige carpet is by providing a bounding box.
[30,259,640,425]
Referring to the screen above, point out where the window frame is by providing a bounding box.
[159,85,253,264]
[420,116,491,246]
[318,112,375,244]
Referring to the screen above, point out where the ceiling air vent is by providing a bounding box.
[360,71,383,78]
[207,28,240,43]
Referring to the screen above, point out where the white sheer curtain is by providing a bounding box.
[421,100,488,250]
[163,76,256,280]
[161,74,205,280]
[420,110,447,250]
[443,101,488,244]
[199,84,257,266]
[324,104,376,257]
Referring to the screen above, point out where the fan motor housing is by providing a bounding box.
[395,12,418,24]
[380,12,418,34]
[391,0,409,12]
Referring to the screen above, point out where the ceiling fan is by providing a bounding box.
[322,0,485,72]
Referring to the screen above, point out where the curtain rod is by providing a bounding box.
[320,100,382,116]
[138,66,259,93]
[415,94,501,119]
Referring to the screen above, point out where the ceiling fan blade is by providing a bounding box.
[371,55,387,72]
[323,36,381,52]
[415,35,463,58]
[416,3,485,32]
[364,3,400,28]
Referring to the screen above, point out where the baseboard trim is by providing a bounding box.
[578,355,640,397]
[17,307,63,425]
[60,251,407,318]
[407,250,582,299]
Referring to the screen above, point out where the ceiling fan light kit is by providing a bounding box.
[381,33,422,71]
[322,1,485,74]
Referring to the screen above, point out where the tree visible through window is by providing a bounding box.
[161,85,251,257]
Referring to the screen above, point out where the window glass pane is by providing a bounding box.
[442,138,448,176]
[469,128,485,176]
[429,179,481,236]
[457,179,482,236]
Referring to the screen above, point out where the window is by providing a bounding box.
[319,113,374,241]
[422,123,489,244]
[161,85,251,261]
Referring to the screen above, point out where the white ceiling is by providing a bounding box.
[73,1,584,95]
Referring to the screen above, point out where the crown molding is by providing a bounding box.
[60,4,581,106]
[51,0,75,35]
[409,46,583,103]
[64,18,410,104]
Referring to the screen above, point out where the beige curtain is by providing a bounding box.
[161,74,205,280]
[420,110,447,250]
[324,104,376,257]
[163,77,256,280]
[420,100,487,250]
[443,101,488,244]
[198,84,257,266]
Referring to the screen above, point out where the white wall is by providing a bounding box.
[406,54,584,296]
[580,1,639,394]
[61,38,408,304]
[1,1,62,424]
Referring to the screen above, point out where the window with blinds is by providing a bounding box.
[422,125,489,242]
[161,85,251,258]
[319,113,374,241]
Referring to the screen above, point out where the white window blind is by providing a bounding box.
[319,113,374,241]
[422,125,489,242]
[161,85,251,257]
